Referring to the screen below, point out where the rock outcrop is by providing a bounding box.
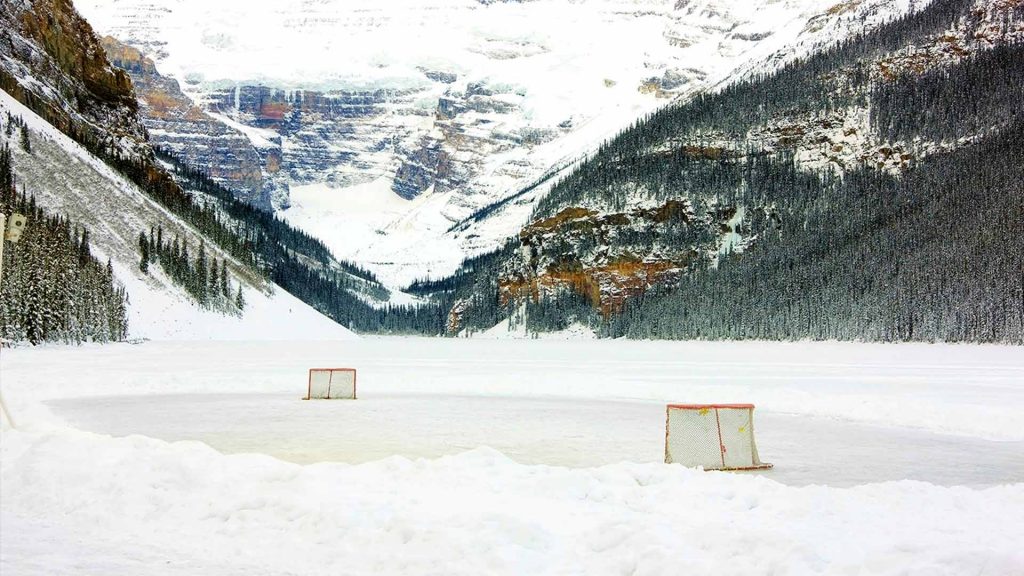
[98,37,273,207]
[497,200,767,316]
[0,0,146,159]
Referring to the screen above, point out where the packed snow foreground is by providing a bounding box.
[2,338,1023,575]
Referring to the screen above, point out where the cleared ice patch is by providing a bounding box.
[48,393,1024,488]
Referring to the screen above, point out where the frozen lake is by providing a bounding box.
[5,338,1024,576]
[5,336,1023,488]
[49,392,1024,487]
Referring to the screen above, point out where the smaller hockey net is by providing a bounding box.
[306,368,357,400]
[665,404,771,470]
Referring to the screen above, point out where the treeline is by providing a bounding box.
[138,226,244,311]
[267,249,445,334]
[154,149,448,333]
[154,147,379,284]
[0,142,128,344]
[109,149,258,269]
[407,241,519,334]
[149,137,444,334]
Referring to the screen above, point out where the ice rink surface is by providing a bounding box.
[50,392,1024,487]
[11,336,1024,487]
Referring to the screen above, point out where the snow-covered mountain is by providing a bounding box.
[0,0,355,340]
[75,0,921,286]
[438,0,1024,343]
[0,91,353,340]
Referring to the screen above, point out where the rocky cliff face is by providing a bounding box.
[98,37,272,208]
[0,0,146,159]
[174,77,559,206]
[200,84,418,206]
[498,199,765,316]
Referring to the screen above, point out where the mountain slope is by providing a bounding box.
[434,0,1024,343]
[0,90,354,340]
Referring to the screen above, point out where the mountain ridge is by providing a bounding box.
[76,0,922,286]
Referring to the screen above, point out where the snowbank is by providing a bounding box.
[3,429,1022,576]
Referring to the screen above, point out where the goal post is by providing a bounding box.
[305,368,357,400]
[665,404,772,470]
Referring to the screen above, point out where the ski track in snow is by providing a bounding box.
[2,338,1023,575]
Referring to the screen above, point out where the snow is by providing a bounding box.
[717,205,748,258]
[204,110,280,150]
[2,338,1023,574]
[73,0,908,106]
[0,90,353,341]
[5,431,1021,576]
[473,314,597,340]
[281,178,467,285]
[282,164,569,286]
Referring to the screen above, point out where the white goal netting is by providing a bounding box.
[306,368,357,400]
[665,404,771,470]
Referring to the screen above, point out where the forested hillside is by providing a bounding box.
[427,0,1024,343]
[0,133,128,344]
[154,149,447,334]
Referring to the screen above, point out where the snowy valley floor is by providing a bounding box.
[2,338,1023,574]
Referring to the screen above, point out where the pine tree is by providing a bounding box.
[180,242,189,288]
[209,258,219,299]
[138,232,149,273]
[235,285,246,310]
[0,145,12,196]
[195,242,208,304]
[78,229,91,267]
[19,125,31,154]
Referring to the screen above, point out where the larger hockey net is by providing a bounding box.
[665,404,772,470]
[305,368,357,400]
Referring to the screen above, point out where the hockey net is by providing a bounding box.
[306,368,357,400]
[665,404,771,470]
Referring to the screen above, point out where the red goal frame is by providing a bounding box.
[305,368,357,400]
[665,403,773,471]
